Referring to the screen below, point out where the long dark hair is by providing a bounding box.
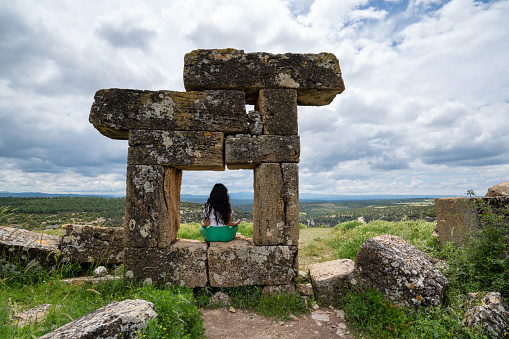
[203,183,232,225]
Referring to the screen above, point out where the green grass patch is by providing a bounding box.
[328,219,437,260]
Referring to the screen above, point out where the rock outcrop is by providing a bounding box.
[39,299,157,339]
[354,235,448,309]
[309,259,355,304]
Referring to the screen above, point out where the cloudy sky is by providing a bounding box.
[1,0,508,197]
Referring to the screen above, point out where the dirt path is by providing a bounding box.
[201,306,355,338]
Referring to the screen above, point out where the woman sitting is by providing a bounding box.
[200,183,241,242]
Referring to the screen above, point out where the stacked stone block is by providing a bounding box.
[89,48,344,288]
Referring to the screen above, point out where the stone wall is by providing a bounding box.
[90,49,344,287]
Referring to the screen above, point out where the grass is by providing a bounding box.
[328,219,438,261]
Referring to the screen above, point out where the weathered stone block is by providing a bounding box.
[39,299,157,339]
[355,234,448,309]
[486,181,509,197]
[89,89,247,139]
[125,165,181,248]
[60,224,124,264]
[253,163,299,246]
[184,49,345,106]
[0,226,60,263]
[124,239,208,287]
[309,259,355,304]
[435,197,479,246]
[225,135,299,169]
[435,196,509,246]
[208,236,298,287]
[255,89,298,135]
[128,130,224,170]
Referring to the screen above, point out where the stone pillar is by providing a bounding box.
[125,165,182,248]
[253,163,299,246]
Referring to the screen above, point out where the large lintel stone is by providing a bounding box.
[89,89,247,140]
[225,135,299,169]
[128,130,224,170]
[184,49,345,106]
[253,163,299,246]
[124,240,208,287]
[255,89,298,135]
[125,165,181,248]
[208,236,298,287]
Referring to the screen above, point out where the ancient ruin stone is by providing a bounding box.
[39,299,157,339]
[435,197,479,246]
[0,226,60,263]
[183,49,345,106]
[255,89,298,135]
[253,163,299,246]
[309,259,355,304]
[225,135,300,169]
[486,182,509,197]
[60,224,124,264]
[89,89,247,139]
[355,234,448,309]
[125,165,181,248]
[464,292,509,338]
[128,130,224,170]
[208,236,298,287]
[435,196,509,246]
[124,239,208,287]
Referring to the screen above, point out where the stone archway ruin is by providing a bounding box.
[89,49,345,288]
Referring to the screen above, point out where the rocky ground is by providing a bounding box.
[201,306,355,339]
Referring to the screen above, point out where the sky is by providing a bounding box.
[0,0,508,197]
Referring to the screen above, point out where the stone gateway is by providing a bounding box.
[89,49,345,287]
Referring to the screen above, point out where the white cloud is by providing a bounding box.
[0,0,508,197]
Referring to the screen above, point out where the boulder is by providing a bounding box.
[128,130,224,170]
[183,49,345,106]
[253,163,299,246]
[255,89,298,135]
[225,135,300,169]
[60,225,124,264]
[486,182,509,197]
[124,239,208,288]
[308,259,355,304]
[354,235,448,309]
[89,89,247,140]
[464,292,509,338]
[0,226,60,264]
[125,165,181,248]
[207,236,298,287]
[39,299,157,339]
